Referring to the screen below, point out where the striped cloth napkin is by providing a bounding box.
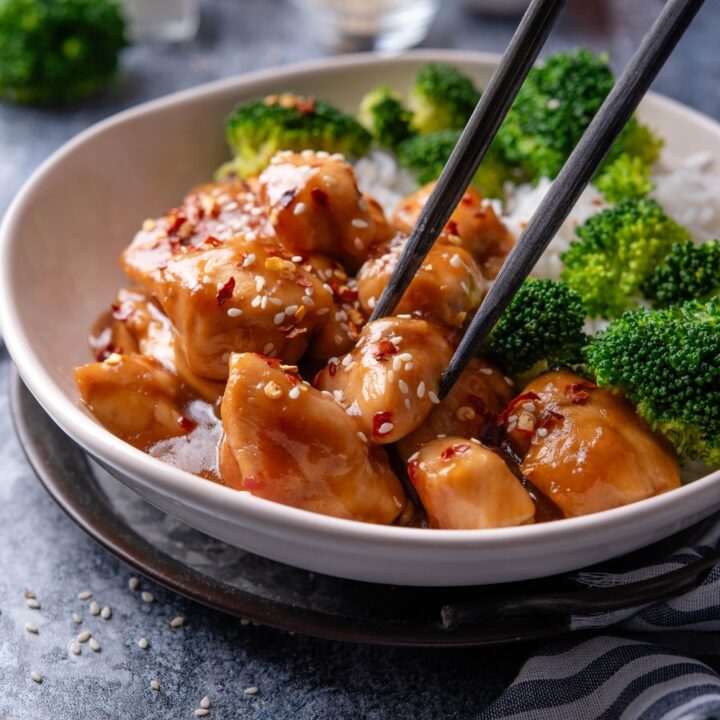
[480,528,720,720]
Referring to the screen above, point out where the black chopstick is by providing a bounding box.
[369,0,566,322]
[439,0,705,398]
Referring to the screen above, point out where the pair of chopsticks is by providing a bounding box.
[370,0,705,399]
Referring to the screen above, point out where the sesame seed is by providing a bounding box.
[195,710,209,718]
[405,362,414,371]
[522,402,536,412]
[151,679,160,692]
[242,253,256,268]
[547,98,560,110]
[260,296,268,310]
[78,591,92,601]
[417,382,426,399]
[367,296,376,309]
[398,380,409,394]
[273,312,285,325]
[390,335,402,346]
[351,218,369,228]
[250,295,261,308]
[285,304,298,315]
[437,433,447,439]
[128,577,139,591]
[72,613,82,624]
[201,696,211,709]
[89,638,101,652]
[293,202,306,215]
[138,637,149,649]
[301,295,315,307]
[141,591,155,604]
[316,307,329,315]
[449,254,462,268]
[428,391,440,404]
[378,422,394,435]
[24,590,35,599]
[341,354,353,366]
[25,622,38,634]
[77,631,91,643]
[507,422,517,433]
[70,642,81,656]
[407,451,419,462]
[89,601,100,616]
[291,255,303,262]
[404,398,411,409]
[357,431,368,442]
[264,381,283,399]
[504,376,514,386]
[388,370,395,382]
[255,276,266,293]
[170,616,185,629]
[31,671,42,684]
[479,368,493,375]
[508,415,518,423]
[244,687,259,696]
[288,387,300,400]
[227,307,242,317]
[392,357,402,372]
[263,342,275,354]
[26,598,40,610]
[101,606,112,620]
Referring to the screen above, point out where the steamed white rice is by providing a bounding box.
[355,149,720,288]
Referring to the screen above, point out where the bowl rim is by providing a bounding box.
[1,48,719,549]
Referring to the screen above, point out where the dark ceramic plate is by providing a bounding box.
[10,369,720,647]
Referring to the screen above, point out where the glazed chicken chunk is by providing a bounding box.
[259,150,391,272]
[393,184,514,278]
[220,352,406,523]
[357,233,487,328]
[408,437,535,529]
[75,354,191,449]
[314,316,454,443]
[506,370,681,517]
[144,235,336,380]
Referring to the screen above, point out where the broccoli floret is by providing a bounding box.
[642,239,720,306]
[358,85,415,149]
[221,94,372,179]
[585,299,720,465]
[0,0,126,105]
[397,130,511,200]
[409,63,480,134]
[560,198,691,318]
[610,116,664,167]
[494,49,615,181]
[486,279,588,375]
[594,153,654,203]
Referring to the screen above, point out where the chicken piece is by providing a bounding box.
[259,150,391,272]
[146,235,335,380]
[393,184,514,278]
[507,370,681,518]
[299,254,366,360]
[220,353,406,523]
[91,288,226,404]
[397,359,513,461]
[122,180,272,289]
[74,354,191,449]
[357,233,487,328]
[408,437,535,529]
[314,317,454,444]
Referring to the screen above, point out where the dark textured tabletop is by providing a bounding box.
[1,1,719,718]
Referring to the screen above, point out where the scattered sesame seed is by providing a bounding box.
[195,710,210,718]
[78,591,92,601]
[508,414,518,423]
[263,342,275,354]
[101,606,112,620]
[378,422,394,435]
[170,616,185,629]
[398,380,409,394]
[72,613,82,624]
[504,376,514,386]
[25,622,38,634]
[26,598,40,610]
[242,253,256,268]
[404,398,412,410]
[227,307,243,317]
[547,98,560,110]
[507,422,517,433]
[288,386,301,400]
[291,255,303,262]
[353,237,364,250]
[437,433,447,439]
[70,642,81,656]
[479,368,493,375]
[273,312,286,325]
[200,696,211,709]
[449,254,462,268]
[428,391,440,404]
[89,638,101,653]
[522,402,536,412]
[255,276,266,293]
[417,382,426,399]
[407,451,420,462]
[405,362,414,371]
[244,687,259,696]
[24,590,35,599]
[141,592,155,604]
[260,296,268,310]
[357,431,368,442]
[536,427,549,438]
[77,631,91,643]
[150,679,160,692]
[31,671,42,684]
[285,304,298,315]
[351,218,369,228]
[138,637,149,649]
[251,295,261,308]
[316,307,329,315]
[89,601,100,616]
[240,618,250,626]
[263,381,283,399]
[367,296,376,309]
[293,202,306,215]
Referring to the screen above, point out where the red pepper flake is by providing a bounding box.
[285,326,307,340]
[514,428,535,438]
[339,286,358,302]
[460,194,474,205]
[440,443,471,461]
[473,208,488,219]
[296,275,313,288]
[111,303,134,321]
[372,340,398,362]
[296,97,316,114]
[499,392,540,425]
[467,393,487,416]
[566,382,596,405]
[327,360,338,377]
[538,408,564,429]
[178,416,197,433]
[242,475,264,490]
[261,356,282,368]
[372,410,393,437]
[407,461,419,486]
[445,220,459,236]
[279,189,296,209]
[166,212,187,235]
[95,343,122,361]
[310,188,329,206]
[204,235,223,247]
[216,276,236,306]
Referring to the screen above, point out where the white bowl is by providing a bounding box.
[1,50,719,587]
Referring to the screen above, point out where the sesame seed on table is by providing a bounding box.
[0,0,719,717]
